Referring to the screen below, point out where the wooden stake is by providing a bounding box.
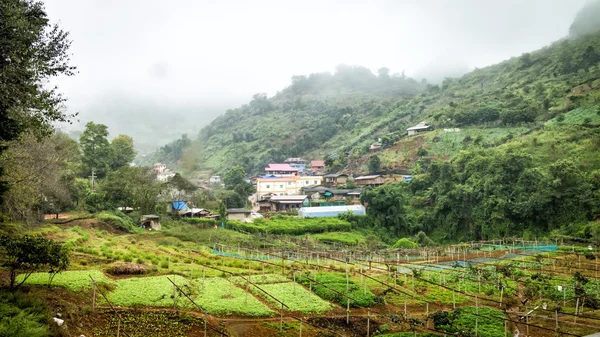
[346,298,350,324]
[92,279,96,312]
[299,318,303,337]
[452,290,455,309]
[475,296,478,337]
[367,309,370,337]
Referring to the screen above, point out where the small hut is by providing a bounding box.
[140,215,161,230]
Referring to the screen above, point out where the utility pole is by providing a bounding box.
[89,169,97,192]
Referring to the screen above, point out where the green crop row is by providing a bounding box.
[228,217,352,235]
[16,270,114,291]
[247,282,333,314]
[297,272,381,307]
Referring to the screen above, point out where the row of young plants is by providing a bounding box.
[297,272,382,307]
[227,217,352,235]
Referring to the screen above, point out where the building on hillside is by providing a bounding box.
[227,208,252,222]
[354,175,385,187]
[323,173,348,186]
[407,122,433,136]
[140,215,161,230]
[258,195,308,213]
[264,163,298,176]
[209,176,221,184]
[298,205,366,218]
[302,186,363,203]
[311,160,325,171]
[403,176,413,182]
[255,175,322,199]
[284,158,307,172]
[369,142,382,151]
[152,163,166,174]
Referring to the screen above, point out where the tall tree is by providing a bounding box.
[0,0,76,203]
[110,134,136,170]
[369,155,381,173]
[79,122,112,178]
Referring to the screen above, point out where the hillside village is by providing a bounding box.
[149,122,427,223]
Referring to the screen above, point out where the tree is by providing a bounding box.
[223,166,246,189]
[0,0,76,203]
[110,135,136,170]
[0,133,78,222]
[102,167,161,214]
[163,173,196,203]
[80,122,112,178]
[0,235,70,289]
[369,155,381,173]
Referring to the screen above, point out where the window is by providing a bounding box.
[314,180,318,184]
[266,185,270,189]
[280,185,284,189]
[288,182,291,185]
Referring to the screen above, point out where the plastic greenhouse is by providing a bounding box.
[298,205,366,218]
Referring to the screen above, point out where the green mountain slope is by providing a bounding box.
[149,29,600,179]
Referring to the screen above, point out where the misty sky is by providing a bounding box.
[44,0,587,147]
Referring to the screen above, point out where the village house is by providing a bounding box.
[226,208,252,222]
[258,195,308,213]
[369,142,382,151]
[264,163,298,176]
[140,215,161,230]
[284,158,307,172]
[354,175,385,187]
[255,175,322,199]
[323,173,348,186]
[209,176,221,184]
[152,163,166,174]
[311,160,325,171]
[407,122,433,136]
[302,186,362,204]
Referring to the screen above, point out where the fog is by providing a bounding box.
[44,0,586,152]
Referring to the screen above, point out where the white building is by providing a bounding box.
[209,176,221,184]
[256,176,322,199]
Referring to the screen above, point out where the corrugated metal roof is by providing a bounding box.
[311,160,325,167]
[265,164,298,171]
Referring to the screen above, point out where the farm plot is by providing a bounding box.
[297,272,381,307]
[194,277,274,317]
[16,270,115,291]
[248,282,333,314]
[106,275,191,307]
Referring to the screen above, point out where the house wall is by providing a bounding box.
[227,213,250,221]
[256,176,322,197]
[356,177,385,186]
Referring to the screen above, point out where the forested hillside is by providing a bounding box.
[151,29,600,179]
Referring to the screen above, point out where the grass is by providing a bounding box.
[248,282,333,314]
[194,277,274,317]
[16,270,115,291]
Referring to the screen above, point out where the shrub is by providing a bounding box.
[392,238,419,249]
[136,258,145,264]
[97,212,138,233]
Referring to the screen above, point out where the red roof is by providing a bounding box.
[265,163,298,172]
[311,160,325,167]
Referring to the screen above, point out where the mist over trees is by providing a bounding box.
[569,0,600,37]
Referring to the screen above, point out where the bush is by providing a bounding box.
[97,211,137,233]
[392,238,419,249]
[228,217,352,235]
[0,291,49,337]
